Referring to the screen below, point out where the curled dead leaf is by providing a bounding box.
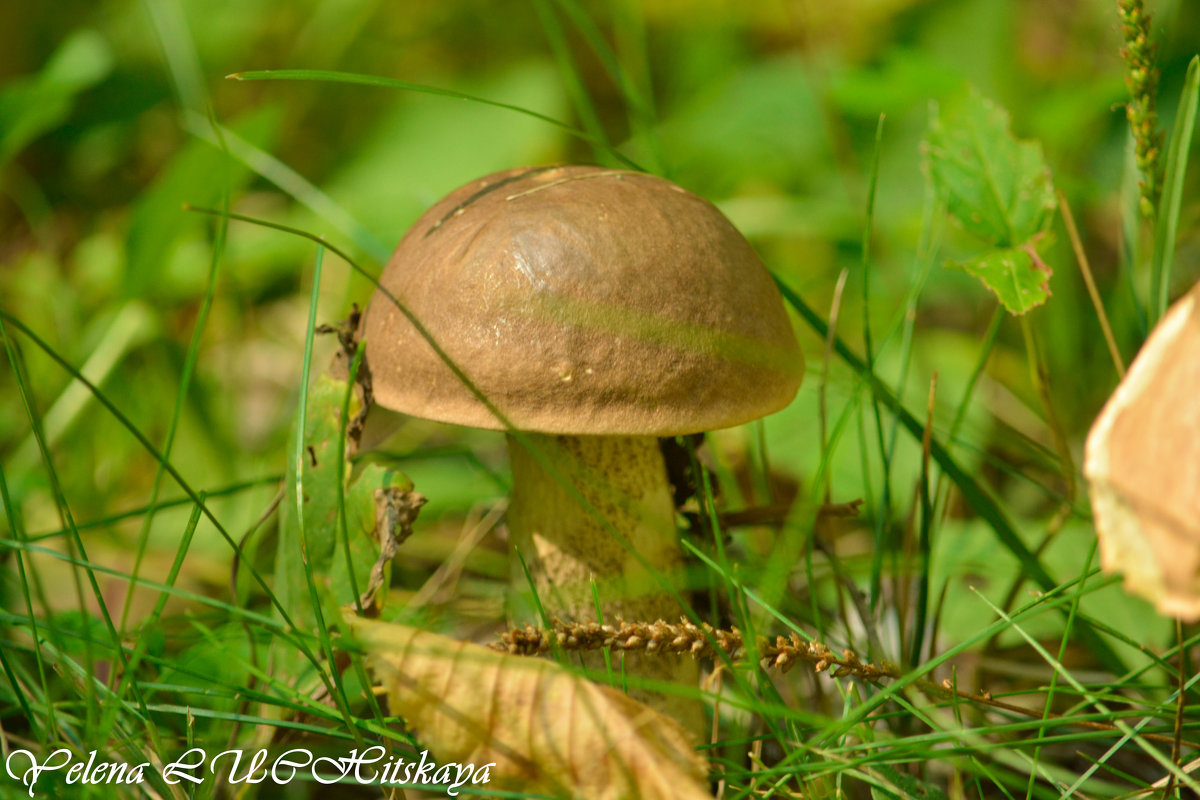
[345,612,713,800]
[1084,281,1200,619]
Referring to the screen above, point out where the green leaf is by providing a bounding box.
[926,90,1055,245]
[1150,55,1200,322]
[925,89,1057,313]
[274,372,412,633]
[953,240,1052,315]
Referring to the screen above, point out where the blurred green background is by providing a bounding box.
[2,0,1199,701]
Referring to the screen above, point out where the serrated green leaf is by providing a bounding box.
[926,90,1055,246]
[925,89,1057,313]
[953,240,1052,315]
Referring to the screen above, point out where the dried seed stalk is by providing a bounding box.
[496,619,900,683]
[1118,0,1164,217]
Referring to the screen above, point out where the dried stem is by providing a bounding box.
[495,618,900,683]
[1058,189,1126,378]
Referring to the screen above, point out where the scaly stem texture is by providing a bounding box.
[506,433,701,728]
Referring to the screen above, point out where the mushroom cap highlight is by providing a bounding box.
[363,165,805,436]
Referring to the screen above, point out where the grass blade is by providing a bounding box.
[228,68,644,171]
[1150,55,1199,319]
[120,106,230,637]
[551,0,664,171]
[7,301,155,476]
[292,245,363,742]
[182,109,392,263]
[530,0,611,161]
[0,309,324,672]
[0,457,58,741]
[774,276,1128,677]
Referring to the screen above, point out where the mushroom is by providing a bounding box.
[1084,279,1200,620]
[361,165,804,724]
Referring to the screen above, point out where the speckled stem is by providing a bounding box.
[506,433,703,730]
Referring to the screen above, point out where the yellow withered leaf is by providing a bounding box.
[1084,281,1200,620]
[346,612,713,800]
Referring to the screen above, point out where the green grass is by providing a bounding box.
[2,1,1199,798]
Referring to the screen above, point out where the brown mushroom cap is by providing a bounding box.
[362,165,804,436]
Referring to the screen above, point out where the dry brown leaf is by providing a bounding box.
[1084,281,1200,620]
[346,611,713,800]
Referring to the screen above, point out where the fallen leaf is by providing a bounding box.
[1084,281,1200,619]
[346,612,713,800]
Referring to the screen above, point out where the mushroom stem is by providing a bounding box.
[506,432,702,728]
